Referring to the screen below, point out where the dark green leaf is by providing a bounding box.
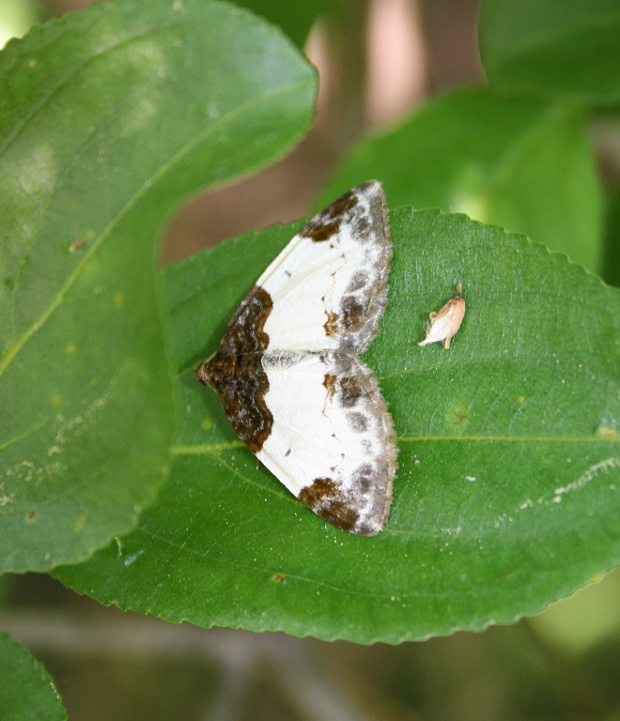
[233,0,329,47]
[479,0,620,103]
[0,633,66,721]
[602,184,620,288]
[0,0,316,572]
[317,88,602,271]
[55,207,620,643]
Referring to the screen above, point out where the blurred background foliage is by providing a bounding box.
[1,0,619,720]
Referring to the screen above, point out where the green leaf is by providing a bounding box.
[234,0,329,47]
[602,184,620,288]
[479,0,620,104]
[55,207,620,643]
[0,633,66,721]
[317,88,602,271]
[0,0,316,572]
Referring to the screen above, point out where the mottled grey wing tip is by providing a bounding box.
[345,193,392,352]
[299,181,393,354]
[298,407,397,537]
[298,352,398,537]
[350,373,398,537]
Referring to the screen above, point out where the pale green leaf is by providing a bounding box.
[0,0,316,572]
[480,0,620,103]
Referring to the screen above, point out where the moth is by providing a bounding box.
[196,181,397,536]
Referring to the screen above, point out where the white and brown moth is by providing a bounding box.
[196,181,397,536]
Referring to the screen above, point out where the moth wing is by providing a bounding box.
[256,351,397,536]
[256,181,392,354]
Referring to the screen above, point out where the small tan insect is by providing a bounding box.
[418,283,466,350]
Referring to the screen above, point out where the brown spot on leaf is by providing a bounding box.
[451,407,468,426]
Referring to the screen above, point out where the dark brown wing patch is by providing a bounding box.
[300,190,359,242]
[299,477,360,533]
[196,285,275,452]
[218,285,273,354]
